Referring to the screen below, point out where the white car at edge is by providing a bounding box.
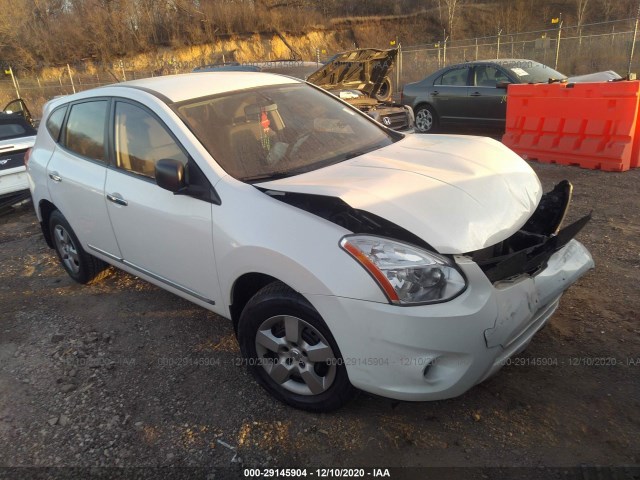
[27,72,594,411]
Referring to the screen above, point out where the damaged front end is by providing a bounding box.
[467,180,592,283]
[262,179,591,288]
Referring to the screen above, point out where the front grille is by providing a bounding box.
[0,148,27,172]
[380,111,410,130]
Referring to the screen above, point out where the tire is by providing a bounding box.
[49,210,109,284]
[238,282,356,412]
[375,76,393,102]
[414,104,438,133]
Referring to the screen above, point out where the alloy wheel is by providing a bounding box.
[53,225,80,275]
[255,315,337,396]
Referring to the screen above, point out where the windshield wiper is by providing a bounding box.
[242,171,294,183]
[342,150,369,160]
[341,143,388,161]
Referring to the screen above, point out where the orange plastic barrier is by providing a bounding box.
[502,81,640,172]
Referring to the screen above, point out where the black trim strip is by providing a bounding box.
[87,244,215,305]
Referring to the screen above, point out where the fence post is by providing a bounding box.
[555,20,563,70]
[612,25,616,48]
[67,64,76,94]
[443,36,448,66]
[8,66,20,98]
[496,29,502,59]
[628,2,640,76]
[475,38,478,60]
[397,43,402,93]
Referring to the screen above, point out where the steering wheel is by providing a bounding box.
[285,131,312,160]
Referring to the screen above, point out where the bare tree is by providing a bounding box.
[575,0,590,44]
[443,0,462,40]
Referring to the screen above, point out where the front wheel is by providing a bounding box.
[238,282,356,412]
[414,104,438,133]
[49,210,109,284]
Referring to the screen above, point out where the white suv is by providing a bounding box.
[27,72,594,411]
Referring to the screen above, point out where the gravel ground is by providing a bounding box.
[0,160,638,479]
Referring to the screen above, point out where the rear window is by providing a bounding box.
[0,122,26,140]
[0,115,36,141]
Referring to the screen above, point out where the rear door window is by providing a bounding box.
[63,101,109,162]
[436,67,470,86]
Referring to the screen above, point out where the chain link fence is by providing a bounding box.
[2,17,640,118]
[399,17,640,85]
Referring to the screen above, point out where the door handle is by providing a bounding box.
[107,193,128,206]
[431,91,439,96]
[48,171,62,182]
[470,92,482,97]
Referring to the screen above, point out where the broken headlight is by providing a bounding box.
[340,235,466,305]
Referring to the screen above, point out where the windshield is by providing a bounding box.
[498,60,566,83]
[176,83,396,182]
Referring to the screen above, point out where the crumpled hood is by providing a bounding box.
[306,48,397,99]
[257,135,542,254]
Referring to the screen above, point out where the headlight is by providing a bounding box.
[340,235,466,305]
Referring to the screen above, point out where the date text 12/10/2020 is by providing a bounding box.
[243,468,391,478]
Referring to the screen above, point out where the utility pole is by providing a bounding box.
[555,14,563,71]
[628,0,640,76]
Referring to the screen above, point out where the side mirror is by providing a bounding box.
[496,81,511,89]
[155,159,185,193]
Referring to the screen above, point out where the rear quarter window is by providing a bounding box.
[46,106,68,142]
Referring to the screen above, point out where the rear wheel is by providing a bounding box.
[414,104,438,133]
[49,210,109,284]
[238,282,356,412]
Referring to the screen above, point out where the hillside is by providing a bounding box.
[1,0,638,71]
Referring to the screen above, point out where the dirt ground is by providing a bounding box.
[0,159,638,479]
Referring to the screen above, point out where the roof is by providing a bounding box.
[448,58,541,67]
[113,72,302,103]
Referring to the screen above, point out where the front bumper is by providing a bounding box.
[308,239,594,401]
